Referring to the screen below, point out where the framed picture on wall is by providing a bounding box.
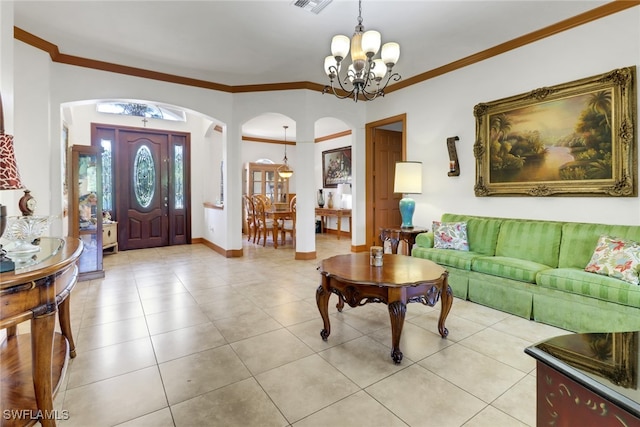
[473,66,637,197]
[322,146,352,188]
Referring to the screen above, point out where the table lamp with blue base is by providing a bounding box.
[394,161,422,229]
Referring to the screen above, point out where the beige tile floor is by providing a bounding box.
[42,233,569,426]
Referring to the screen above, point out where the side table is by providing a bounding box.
[526,332,640,426]
[102,221,118,254]
[1,237,83,427]
[379,226,428,255]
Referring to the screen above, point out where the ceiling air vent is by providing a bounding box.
[291,0,333,15]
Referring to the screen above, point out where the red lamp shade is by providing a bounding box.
[0,133,23,190]
[0,91,23,190]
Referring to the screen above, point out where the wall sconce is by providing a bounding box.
[447,136,460,176]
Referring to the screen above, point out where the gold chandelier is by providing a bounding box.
[323,0,401,102]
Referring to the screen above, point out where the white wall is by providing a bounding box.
[366,7,640,227]
[8,6,640,256]
[315,133,352,232]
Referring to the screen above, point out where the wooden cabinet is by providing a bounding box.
[68,145,105,280]
[102,221,118,253]
[244,162,290,206]
[243,163,290,234]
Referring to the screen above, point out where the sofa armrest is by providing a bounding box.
[414,232,434,248]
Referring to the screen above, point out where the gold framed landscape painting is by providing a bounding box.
[474,66,637,196]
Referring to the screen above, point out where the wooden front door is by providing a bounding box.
[92,124,190,251]
[365,115,406,248]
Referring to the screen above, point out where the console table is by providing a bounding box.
[526,332,640,427]
[379,226,428,255]
[315,208,351,240]
[0,237,83,427]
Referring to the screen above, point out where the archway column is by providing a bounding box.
[294,123,316,259]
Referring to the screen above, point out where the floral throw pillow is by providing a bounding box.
[432,221,469,251]
[584,235,640,285]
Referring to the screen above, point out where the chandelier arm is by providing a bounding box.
[328,65,362,99]
[323,82,358,100]
[369,72,401,94]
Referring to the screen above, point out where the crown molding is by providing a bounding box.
[14,1,639,96]
[242,129,352,144]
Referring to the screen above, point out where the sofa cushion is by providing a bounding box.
[472,256,551,283]
[412,246,480,270]
[558,222,640,269]
[495,220,562,267]
[537,268,640,307]
[584,235,640,285]
[433,221,469,251]
[441,214,502,256]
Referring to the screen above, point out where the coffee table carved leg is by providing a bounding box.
[316,280,331,341]
[388,300,407,364]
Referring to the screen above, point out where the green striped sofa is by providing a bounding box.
[411,213,640,333]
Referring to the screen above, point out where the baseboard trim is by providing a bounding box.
[194,238,243,258]
[295,251,316,260]
[351,244,368,253]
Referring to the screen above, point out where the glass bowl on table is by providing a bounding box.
[1,215,52,264]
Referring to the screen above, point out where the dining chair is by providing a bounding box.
[254,194,273,211]
[243,195,257,242]
[280,195,296,247]
[253,196,275,247]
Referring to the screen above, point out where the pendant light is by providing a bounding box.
[277,125,294,179]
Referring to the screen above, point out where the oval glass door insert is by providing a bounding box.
[134,145,155,208]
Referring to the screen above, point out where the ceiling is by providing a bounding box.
[13,0,610,139]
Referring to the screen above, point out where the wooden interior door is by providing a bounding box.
[91,124,190,251]
[365,115,406,248]
[373,129,403,242]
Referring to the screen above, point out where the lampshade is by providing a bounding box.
[331,35,350,59]
[0,91,24,190]
[394,161,422,194]
[381,42,400,66]
[371,59,387,80]
[0,135,23,190]
[361,30,381,56]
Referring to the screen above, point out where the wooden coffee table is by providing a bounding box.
[316,253,452,363]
